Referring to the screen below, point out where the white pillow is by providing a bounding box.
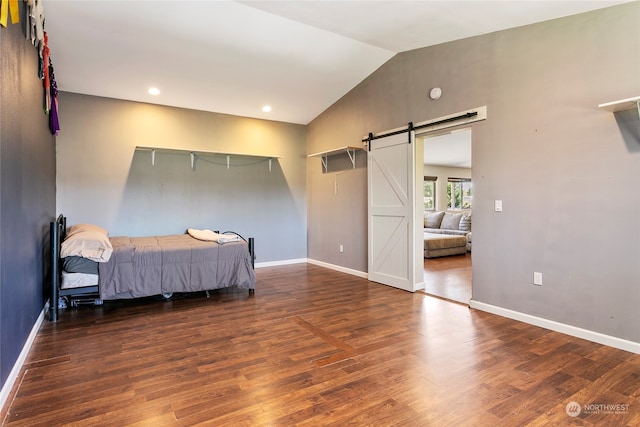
[424,211,445,228]
[441,212,463,230]
[66,223,109,238]
[61,230,113,262]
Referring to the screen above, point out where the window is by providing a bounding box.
[423,176,437,211]
[447,178,472,209]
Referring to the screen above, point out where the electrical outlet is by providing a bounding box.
[339,244,344,253]
[533,272,543,286]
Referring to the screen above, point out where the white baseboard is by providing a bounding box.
[255,258,307,268]
[0,302,48,412]
[469,300,640,354]
[262,258,422,287]
[254,258,368,279]
[306,259,368,279]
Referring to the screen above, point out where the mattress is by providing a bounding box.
[61,271,99,289]
[98,234,255,300]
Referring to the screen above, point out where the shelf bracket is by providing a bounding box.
[269,158,273,172]
[190,152,195,170]
[346,148,356,169]
[321,155,328,173]
[151,149,155,166]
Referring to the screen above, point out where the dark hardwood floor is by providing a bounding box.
[3,264,639,426]
[423,252,472,305]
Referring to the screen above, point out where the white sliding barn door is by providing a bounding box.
[368,131,423,292]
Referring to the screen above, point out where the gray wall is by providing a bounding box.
[0,6,56,392]
[307,150,368,271]
[307,3,640,342]
[57,93,307,263]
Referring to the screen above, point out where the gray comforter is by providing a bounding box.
[98,234,255,300]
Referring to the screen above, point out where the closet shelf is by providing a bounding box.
[135,146,283,171]
[308,146,363,172]
[307,146,363,158]
[598,96,640,115]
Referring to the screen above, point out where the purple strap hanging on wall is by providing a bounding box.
[49,58,60,135]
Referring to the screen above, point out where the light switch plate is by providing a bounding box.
[534,272,543,286]
[495,200,503,212]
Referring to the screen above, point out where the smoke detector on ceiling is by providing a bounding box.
[429,87,442,100]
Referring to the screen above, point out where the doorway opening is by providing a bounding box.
[365,106,484,295]
[419,128,472,304]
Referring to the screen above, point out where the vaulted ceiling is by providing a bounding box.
[44,1,629,125]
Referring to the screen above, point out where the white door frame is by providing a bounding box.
[367,106,486,292]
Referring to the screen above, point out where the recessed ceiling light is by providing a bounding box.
[262,105,272,113]
[148,87,160,95]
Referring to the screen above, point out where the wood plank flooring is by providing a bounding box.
[3,263,639,426]
[423,253,472,304]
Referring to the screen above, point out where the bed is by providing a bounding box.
[49,215,256,322]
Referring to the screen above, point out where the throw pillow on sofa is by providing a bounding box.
[440,212,464,230]
[424,211,445,228]
[459,212,471,232]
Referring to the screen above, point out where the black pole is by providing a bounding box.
[50,221,59,322]
[413,111,478,132]
[248,237,255,269]
[362,111,479,144]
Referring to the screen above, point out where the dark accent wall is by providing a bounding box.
[0,5,56,391]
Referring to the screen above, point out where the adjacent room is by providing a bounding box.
[1,0,639,425]
[422,129,473,305]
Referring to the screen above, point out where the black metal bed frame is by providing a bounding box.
[49,215,256,322]
[49,215,99,322]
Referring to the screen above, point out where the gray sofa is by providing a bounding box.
[424,211,472,254]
